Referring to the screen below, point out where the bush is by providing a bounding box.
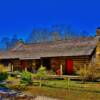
[77,63,100,82]
[0,72,8,82]
[20,71,33,85]
[35,65,47,79]
[33,65,48,87]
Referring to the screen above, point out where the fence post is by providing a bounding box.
[67,77,70,90]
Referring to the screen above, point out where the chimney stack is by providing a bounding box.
[96,27,100,36]
[96,27,100,42]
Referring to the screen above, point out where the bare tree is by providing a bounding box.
[27,24,91,43]
[0,34,21,50]
[50,25,62,41]
[80,30,90,37]
[0,37,10,50]
[51,24,77,40]
[27,28,50,43]
[63,25,76,39]
[10,34,19,48]
[51,31,61,41]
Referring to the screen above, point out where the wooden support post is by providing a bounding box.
[60,64,63,75]
[25,67,27,71]
[8,63,12,72]
[84,64,87,77]
[11,64,14,72]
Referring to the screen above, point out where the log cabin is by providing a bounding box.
[0,28,100,75]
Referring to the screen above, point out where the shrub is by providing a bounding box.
[33,65,48,87]
[0,72,8,82]
[20,71,33,85]
[35,65,47,79]
[77,63,100,82]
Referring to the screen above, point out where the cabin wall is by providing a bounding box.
[50,56,91,75]
[50,58,65,70]
[0,55,92,74]
[12,59,21,71]
[12,59,39,72]
[71,56,91,73]
[0,59,41,72]
[50,57,66,74]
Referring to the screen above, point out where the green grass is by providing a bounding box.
[41,80,100,92]
[23,86,100,100]
[8,78,100,100]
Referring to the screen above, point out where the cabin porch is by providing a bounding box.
[0,55,92,75]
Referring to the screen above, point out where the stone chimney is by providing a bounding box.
[96,27,100,36]
[95,27,100,41]
[96,27,100,66]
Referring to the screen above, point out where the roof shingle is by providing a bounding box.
[0,37,97,59]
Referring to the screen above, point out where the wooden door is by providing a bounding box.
[66,59,73,74]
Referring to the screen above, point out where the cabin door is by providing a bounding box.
[66,59,73,74]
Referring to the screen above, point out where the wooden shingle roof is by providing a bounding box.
[0,37,97,59]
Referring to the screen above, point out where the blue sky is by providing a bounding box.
[0,0,100,40]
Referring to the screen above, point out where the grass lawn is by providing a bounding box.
[42,80,100,92]
[23,86,100,100]
[8,78,100,100]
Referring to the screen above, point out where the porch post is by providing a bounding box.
[40,58,43,68]
[25,67,27,71]
[41,58,43,66]
[8,63,12,72]
[60,64,63,75]
[11,64,14,72]
[84,64,87,79]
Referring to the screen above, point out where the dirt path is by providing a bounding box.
[34,96,60,100]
